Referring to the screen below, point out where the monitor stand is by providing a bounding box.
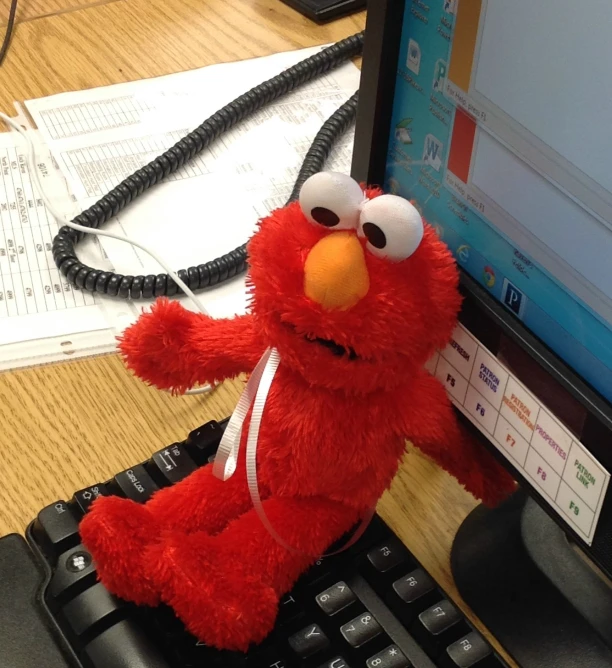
[451,490,612,667]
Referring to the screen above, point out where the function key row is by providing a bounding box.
[360,540,503,668]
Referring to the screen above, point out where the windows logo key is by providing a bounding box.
[502,278,527,319]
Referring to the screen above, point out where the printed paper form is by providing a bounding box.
[26,46,354,142]
[0,131,113,346]
[25,47,360,319]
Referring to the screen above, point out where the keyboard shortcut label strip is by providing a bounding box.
[428,323,610,546]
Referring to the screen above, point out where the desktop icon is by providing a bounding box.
[502,279,526,318]
[422,134,443,171]
[456,244,470,263]
[483,265,496,288]
[433,59,447,93]
[394,118,413,144]
[432,222,444,238]
[444,0,456,14]
[406,39,421,75]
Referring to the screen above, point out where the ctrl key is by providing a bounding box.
[32,501,80,562]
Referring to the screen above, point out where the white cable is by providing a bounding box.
[0,112,214,395]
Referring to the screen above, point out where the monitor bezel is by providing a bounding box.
[350,0,612,569]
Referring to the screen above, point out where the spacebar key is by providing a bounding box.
[84,620,170,668]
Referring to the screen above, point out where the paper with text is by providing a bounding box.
[26,47,360,319]
[0,132,114,346]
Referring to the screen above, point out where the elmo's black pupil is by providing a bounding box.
[311,207,340,227]
[362,222,386,249]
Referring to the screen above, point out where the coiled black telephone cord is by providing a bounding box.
[51,33,364,300]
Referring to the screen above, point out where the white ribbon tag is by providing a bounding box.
[212,347,279,481]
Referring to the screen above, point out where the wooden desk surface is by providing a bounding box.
[0,1,513,663]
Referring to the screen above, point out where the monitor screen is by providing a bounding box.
[384,0,612,408]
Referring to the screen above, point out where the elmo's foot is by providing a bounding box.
[80,495,161,606]
[148,531,279,651]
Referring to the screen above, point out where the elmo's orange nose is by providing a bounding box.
[304,232,369,310]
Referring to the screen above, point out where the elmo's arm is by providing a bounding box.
[118,299,265,392]
[400,372,516,507]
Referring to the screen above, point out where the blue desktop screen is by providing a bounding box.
[385,0,612,404]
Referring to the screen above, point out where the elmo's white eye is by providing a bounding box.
[358,195,423,261]
[299,172,364,230]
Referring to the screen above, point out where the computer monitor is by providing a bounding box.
[352,1,612,665]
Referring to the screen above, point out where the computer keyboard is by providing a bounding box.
[279,0,366,24]
[2,418,508,668]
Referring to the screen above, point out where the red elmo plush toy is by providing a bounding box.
[80,172,515,651]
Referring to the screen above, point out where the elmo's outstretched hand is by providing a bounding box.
[118,299,264,393]
[400,371,516,506]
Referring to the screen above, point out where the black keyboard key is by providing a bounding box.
[32,501,80,562]
[393,569,436,603]
[418,600,463,636]
[251,643,295,668]
[84,619,170,667]
[340,612,382,648]
[319,657,351,668]
[150,444,197,485]
[48,545,96,602]
[281,0,366,23]
[73,484,110,514]
[366,645,410,668]
[278,593,305,625]
[316,581,357,616]
[288,624,330,658]
[62,582,123,636]
[411,599,470,659]
[109,464,159,502]
[444,632,493,667]
[185,419,223,464]
[367,538,411,573]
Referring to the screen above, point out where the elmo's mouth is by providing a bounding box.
[283,322,358,360]
[307,335,358,360]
